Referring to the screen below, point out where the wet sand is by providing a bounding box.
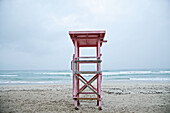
[0,82,170,113]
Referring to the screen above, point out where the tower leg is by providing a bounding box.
[97,75,99,106]
[98,74,102,110]
[77,76,80,106]
[73,74,78,110]
[77,47,80,106]
[97,100,99,106]
[74,100,78,110]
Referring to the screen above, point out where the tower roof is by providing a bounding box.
[69,31,106,47]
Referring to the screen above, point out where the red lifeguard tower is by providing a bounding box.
[69,31,107,110]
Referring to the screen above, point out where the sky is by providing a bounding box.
[0,0,170,70]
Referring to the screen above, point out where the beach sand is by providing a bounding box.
[0,82,170,113]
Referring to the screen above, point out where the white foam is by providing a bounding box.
[0,75,18,77]
[0,81,63,84]
[130,78,170,81]
[102,72,121,75]
[36,72,71,75]
[35,71,170,76]
[159,71,170,74]
[103,71,170,75]
[102,71,152,75]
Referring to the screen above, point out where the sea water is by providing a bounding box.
[0,69,170,85]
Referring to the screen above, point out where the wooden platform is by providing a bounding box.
[75,71,101,74]
[74,60,102,63]
[74,98,99,100]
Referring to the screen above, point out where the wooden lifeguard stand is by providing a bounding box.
[69,31,107,110]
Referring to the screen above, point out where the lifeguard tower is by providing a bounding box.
[69,31,107,110]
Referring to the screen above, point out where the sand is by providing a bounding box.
[0,82,170,113]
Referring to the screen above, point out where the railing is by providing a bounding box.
[71,56,102,74]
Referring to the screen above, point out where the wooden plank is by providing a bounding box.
[75,71,101,74]
[77,57,99,59]
[75,98,99,100]
[69,31,105,34]
[74,60,102,63]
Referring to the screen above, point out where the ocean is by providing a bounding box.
[0,69,170,85]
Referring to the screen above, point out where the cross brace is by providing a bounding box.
[77,74,98,96]
[75,74,100,97]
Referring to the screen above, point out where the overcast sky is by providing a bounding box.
[0,0,170,70]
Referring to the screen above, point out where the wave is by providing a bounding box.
[0,81,68,84]
[130,78,170,81]
[159,71,170,74]
[102,71,170,75]
[34,71,170,76]
[35,72,71,75]
[0,75,18,77]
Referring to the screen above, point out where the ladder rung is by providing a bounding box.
[74,60,102,63]
[77,57,99,59]
[74,98,99,100]
[75,71,101,74]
